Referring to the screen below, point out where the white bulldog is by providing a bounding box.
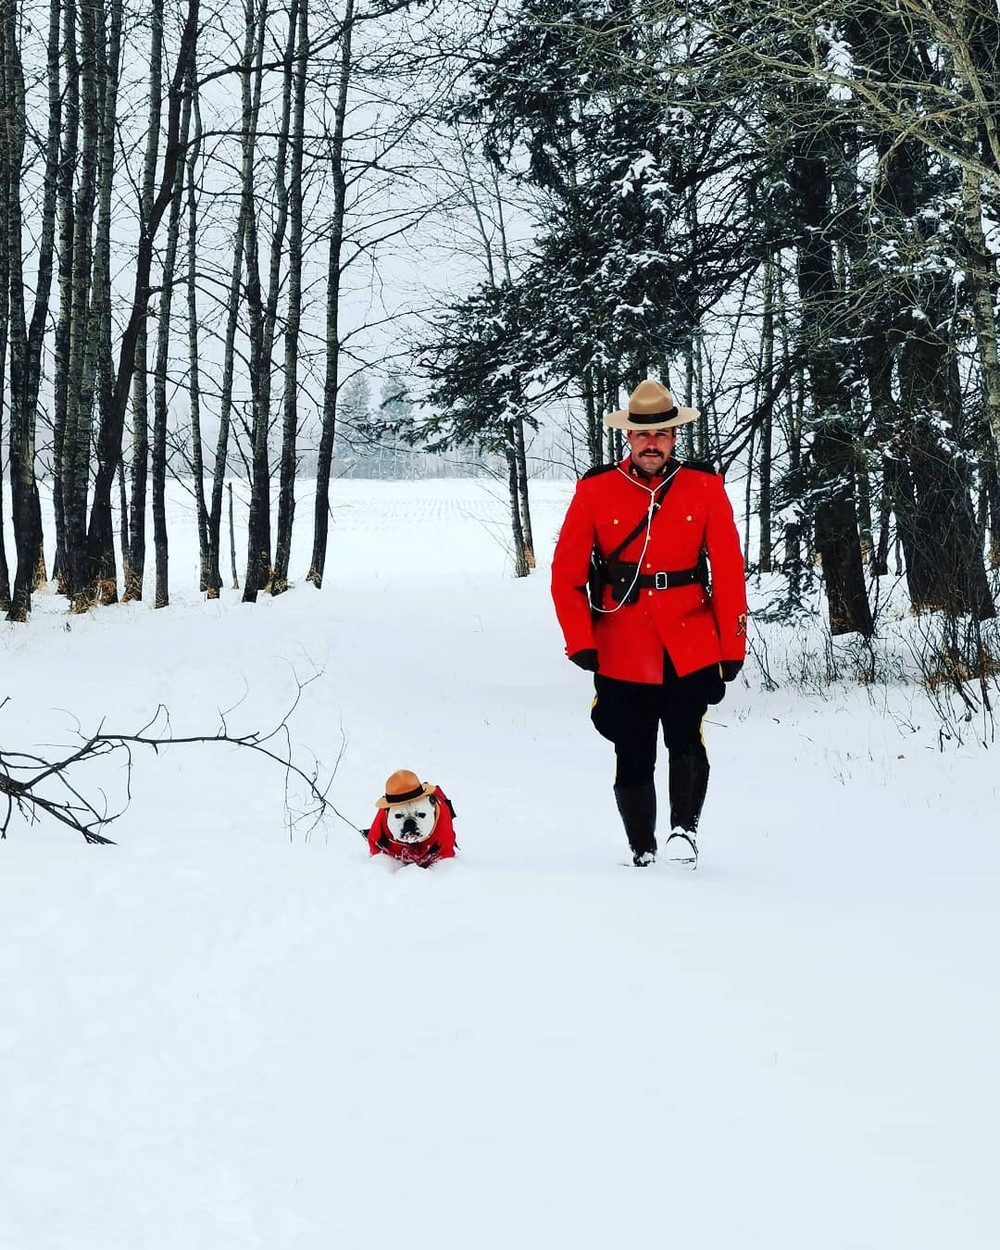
[385,792,440,844]
[369,770,458,866]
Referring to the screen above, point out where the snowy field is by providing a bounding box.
[1,477,998,1250]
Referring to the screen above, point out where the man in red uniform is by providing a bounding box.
[551,380,748,867]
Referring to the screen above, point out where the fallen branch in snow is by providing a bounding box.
[0,675,352,844]
[0,742,118,843]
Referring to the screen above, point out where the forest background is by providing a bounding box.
[2,0,1000,725]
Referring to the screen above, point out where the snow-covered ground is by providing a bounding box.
[2,478,997,1249]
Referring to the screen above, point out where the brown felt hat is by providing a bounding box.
[375,769,436,809]
[605,379,699,431]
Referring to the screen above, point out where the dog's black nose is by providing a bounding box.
[401,818,418,837]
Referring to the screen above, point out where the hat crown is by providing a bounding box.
[384,768,422,799]
[628,379,676,415]
[376,768,436,809]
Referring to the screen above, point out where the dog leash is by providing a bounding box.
[324,800,368,839]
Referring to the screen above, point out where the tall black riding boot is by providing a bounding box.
[668,747,710,834]
[614,781,657,866]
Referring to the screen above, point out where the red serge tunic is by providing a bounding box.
[550,459,748,684]
[367,786,457,867]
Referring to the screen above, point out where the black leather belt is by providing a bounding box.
[635,566,701,590]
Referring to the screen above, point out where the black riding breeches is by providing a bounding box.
[591,652,719,788]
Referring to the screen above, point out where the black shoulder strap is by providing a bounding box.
[581,462,617,481]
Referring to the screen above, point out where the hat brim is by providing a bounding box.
[375,781,436,809]
[604,405,699,431]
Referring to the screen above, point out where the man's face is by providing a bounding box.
[627,427,677,476]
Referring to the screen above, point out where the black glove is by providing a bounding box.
[569,648,599,672]
[720,660,744,682]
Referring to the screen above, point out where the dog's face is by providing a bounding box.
[387,794,439,843]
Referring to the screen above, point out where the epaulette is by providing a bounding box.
[581,462,618,480]
[677,458,718,475]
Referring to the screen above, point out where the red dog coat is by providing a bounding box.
[367,786,457,867]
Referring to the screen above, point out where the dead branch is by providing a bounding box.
[0,672,346,844]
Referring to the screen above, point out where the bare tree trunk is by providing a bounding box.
[228,481,239,589]
[0,457,9,617]
[307,0,354,589]
[779,269,805,597]
[951,0,1000,462]
[505,422,528,578]
[123,0,165,603]
[273,0,310,596]
[204,16,254,599]
[1,0,48,621]
[757,254,775,573]
[61,0,99,607]
[791,145,872,637]
[451,129,536,569]
[582,369,600,468]
[51,0,78,594]
[514,411,535,569]
[897,307,994,620]
[241,0,278,602]
[985,449,1000,569]
[117,459,129,571]
[863,316,900,579]
[88,0,199,608]
[0,0,12,612]
[83,0,123,607]
[151,44,196,611]
[959,161,1000,463]
[150,158,188,610]
[125,334,150,600]
[0,360,9,615]
[185,74,212,592]
[204,227,246,597]
[245,0,302,600]
[24,0,59,599]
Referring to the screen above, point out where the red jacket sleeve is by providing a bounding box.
[550,482,598,660]
[704,474,749,663]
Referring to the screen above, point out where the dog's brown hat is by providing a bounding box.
[376,768,436,809]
